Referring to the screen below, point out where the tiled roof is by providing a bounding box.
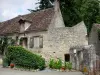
[0,8,54,35]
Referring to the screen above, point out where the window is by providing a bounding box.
[64,54,70,62]
[34,37,40,48]
[19,19,31,32]
[20,37,28,48]
[30,36,43,48]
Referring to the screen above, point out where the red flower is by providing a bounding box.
[61,66,65,70]
[10,63,14,68]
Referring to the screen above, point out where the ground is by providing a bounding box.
[0,65,84,75]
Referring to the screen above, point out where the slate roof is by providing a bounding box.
[0,8,54,35]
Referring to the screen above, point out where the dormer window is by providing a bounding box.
[18,18,31,32]
[19,19,25,24]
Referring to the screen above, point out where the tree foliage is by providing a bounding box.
[59,0,100,33]
[39,0,54,10]
[28,0,54,12]
[60,0,82,27]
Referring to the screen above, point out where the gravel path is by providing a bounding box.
[0,66,84,75]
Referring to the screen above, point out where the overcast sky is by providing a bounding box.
[0,0,39,22]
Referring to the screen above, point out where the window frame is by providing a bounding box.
[29,36,43,48]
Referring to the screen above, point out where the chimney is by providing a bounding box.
[53,0,65,28]
[54,0,60,12]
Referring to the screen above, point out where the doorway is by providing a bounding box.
[20,37,28,48]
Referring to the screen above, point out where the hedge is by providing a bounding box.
[6,46,45,70]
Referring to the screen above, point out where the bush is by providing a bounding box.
[65,62,72,70]
[49,58,54,68]
[2,56,9,67]
[49,58,62,69]
[6,46,45,70]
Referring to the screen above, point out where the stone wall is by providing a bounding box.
[70,45,97,75]
[89,24,100,56]
[89,24,100,75]
[45,21,88,60]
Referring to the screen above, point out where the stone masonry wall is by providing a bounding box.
[89,25,100,56]
[43,21,88,61]
[70,45,97,75]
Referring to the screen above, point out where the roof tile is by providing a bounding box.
[0,8,54,35]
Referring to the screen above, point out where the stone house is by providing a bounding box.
[0,0,88,61]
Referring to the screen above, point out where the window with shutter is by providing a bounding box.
[29,37,34,48]
[29,36,43,48]
[39,36,43,48]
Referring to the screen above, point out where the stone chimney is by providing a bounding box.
[54,0,60,12]
[53,0,65,28]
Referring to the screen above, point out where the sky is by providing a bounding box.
[0,0,39,22]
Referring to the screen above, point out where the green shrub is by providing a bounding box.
[49,58,62,69]
[56,58,62,69]
[2,56,9,67]
[65,62,72,70]
[49,58,54,68]
[6,46,45,70]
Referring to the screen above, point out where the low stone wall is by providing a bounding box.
[70,45,99,75]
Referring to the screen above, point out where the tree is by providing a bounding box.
[28,0,54,12]
[39,0,54,10]
[77,0,100,33]
[60,0,100,33]
[60,0,82,27]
